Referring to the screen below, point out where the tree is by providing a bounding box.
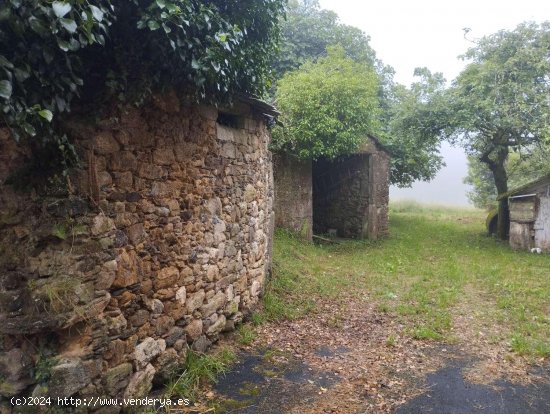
[272,1,445,187]
[382,68,448,187]
[271,46,380,160]
[0,0,286,173]
[273,0,377,78]
[442,22,550,239]
[464,146,550,210]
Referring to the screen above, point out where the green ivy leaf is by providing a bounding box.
[57,38,70,51]
[38,109,53,122]
[14,67,30,82]
[166,3,179,13]
[22,122,36,136]
[60,18,77,33]
[52,2,72,18]
[0,79,12,99]
[156,0,167,9]
[69,38,80,51]
[147,20,160,30]
[0,55,14,69]
[89,5,104,22]
[29,17,49,36]
[0,7,11,21]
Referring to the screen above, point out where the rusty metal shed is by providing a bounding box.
[499,174,550,252]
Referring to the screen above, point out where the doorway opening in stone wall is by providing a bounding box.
[273,135,391,241]
[312,154,370,239]
[311,136,391,241]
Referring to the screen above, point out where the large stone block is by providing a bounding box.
[155,266,179,290]
[110,151,138,171]
[126,223,145,245]
[153,148,176,165]
[124,363,155,399]
[91,214,116,236]
[0,348,33,396]
[47,359,91,398]
[186,289,205,313]
[134,338,166,369]
[103,363,133,395]
[113,249,140,288]
[206,314,226,336]
[94,131,120,154]
[184,319,203,341]
[199,291,227,317]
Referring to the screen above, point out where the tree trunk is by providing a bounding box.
[490,151,509,240]
[479,136,510,240]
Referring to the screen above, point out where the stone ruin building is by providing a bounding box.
[0,92,277,406]
[274,135,391,241]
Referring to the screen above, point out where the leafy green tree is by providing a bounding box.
[382,68,448,187]
[272,46,380,159]
[441,22,550,238]
[463,157,499,210]
[465,146,550,210]
[0,0,286,173]
[272,1,445,187]
[273,0,377,77]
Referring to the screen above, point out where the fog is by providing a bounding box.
[317,0,550,207]
[390,142,472,206]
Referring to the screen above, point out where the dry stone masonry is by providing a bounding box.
[0,92,275,409]
[274,135,390,240]
[273,154,313,240]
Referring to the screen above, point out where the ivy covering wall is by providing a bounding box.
[0,0,285,172]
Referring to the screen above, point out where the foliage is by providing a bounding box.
[383,68,448,187]
[272,0,377,78]
[33,352,57,383]
[463,156,497,209]
[271,1,445,187]
[427,21,550,237]
[165,348,236,401]
[447,22,550,154]
[464,146,550,209]
[272,46,380,159]
[268,203,549,356]
[236,324,257,346]
[0,0,286,173]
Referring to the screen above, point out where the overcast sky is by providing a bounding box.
[318,0,550,206]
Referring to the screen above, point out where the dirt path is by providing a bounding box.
[206,297,549,413]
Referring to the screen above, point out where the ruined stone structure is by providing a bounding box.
[274,135,390,240]
[273,154,312,240]
[0,93,275,406]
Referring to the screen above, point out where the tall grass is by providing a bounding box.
[262,202,549,357]
[165,348,236,401]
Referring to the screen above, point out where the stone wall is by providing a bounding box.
[313,155,370,238]
[312,143,390,240]
[273,154,312,240]
[0,93,274,407]
[366,150,391,240]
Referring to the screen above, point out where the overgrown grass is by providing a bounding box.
[237,324,257,346]
[165,348,236,401]
[262,201,549,357]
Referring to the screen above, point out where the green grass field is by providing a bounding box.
[261,201,550,357]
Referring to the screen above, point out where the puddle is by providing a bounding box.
[213,347,339,413]
[314,345,350,358]
[396,360,550,414]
